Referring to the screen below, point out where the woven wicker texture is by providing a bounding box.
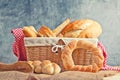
[25,38,98,71]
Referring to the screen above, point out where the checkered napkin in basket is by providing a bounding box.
[11,28,120,71]
[11,28,27,61]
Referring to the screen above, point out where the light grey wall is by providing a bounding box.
[0,0,120,66]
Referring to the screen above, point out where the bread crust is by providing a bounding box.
[38,25,55,37]
[22,26,37,37]
[29,60,61,74]
[61,19,102,38]
[53,18,70,36]
[61,40,104,72]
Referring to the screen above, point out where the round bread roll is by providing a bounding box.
[61,19,102,38]
[33,60,42,73]
[61,40,104,72]
[52,63,61,74]
[32,60,42,67]
[41,60,54,75]
[34,65,42,73]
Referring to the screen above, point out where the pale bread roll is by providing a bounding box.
[52,63,61,74]
[34,65,42,73]
[32,60,41,67]
[40,60,61,75]
[41,60,54,74]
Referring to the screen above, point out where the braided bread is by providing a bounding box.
[61,40,104,72]
[28,60,61,75]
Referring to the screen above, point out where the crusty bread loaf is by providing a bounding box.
[29,26,38,34]
[61,20,81,35]
[56,33,63,37]
[37,25,55,37]
[61,19,102,38]
[0,61,33,73]
[63,30,82,38]
[22,19,102,38]
[22,26,37,37]
[23,18,70,37]
[53,18,70,36]
[61,40,104,72]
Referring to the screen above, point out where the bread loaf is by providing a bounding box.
[0,61,33,73]
[53,18,70,36]
[37,25,55,37]
[22,26,37,37]
[27,60,61,75]
[61,19,102,38]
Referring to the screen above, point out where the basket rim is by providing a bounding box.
[24,37,98,47]
[24,37,98,40]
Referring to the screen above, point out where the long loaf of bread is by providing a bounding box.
[0,61,33,73]
[53,18,70,36]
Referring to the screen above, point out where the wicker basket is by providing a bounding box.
[24,37,98,71]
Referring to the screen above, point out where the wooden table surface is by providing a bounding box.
[0,70,120,80]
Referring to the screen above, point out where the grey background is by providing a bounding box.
[0,0,120,66]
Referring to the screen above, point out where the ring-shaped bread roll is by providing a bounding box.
[61,40,104,72]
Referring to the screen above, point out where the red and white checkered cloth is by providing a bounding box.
[98,42,120,71]
[11,28,120,71]
[11,28,27,61]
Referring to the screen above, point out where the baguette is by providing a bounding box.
[0,61,33,73]
[22,26,37,37]
[38,25,55,37]
[53,18,70,36]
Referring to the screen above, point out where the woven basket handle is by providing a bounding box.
[11,28,27,61]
